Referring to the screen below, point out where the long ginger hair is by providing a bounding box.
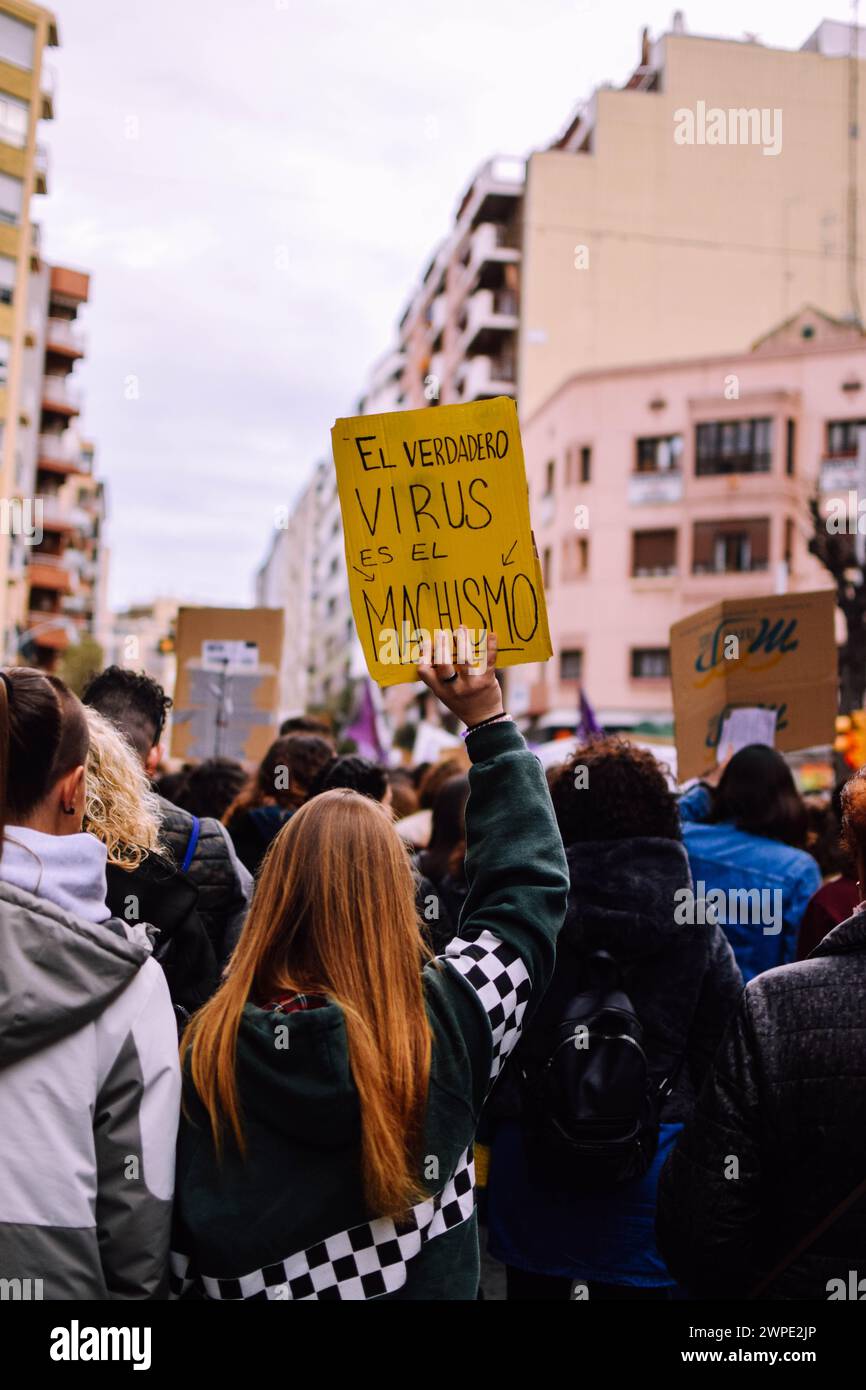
[182,787,434,1220]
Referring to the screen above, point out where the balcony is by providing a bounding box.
[456,352,517,401]
[27,553,73,593]
[41,63,57,120]
[45,318,85,359]
[430,293,447,340]
[49,266,90,307]
[628,472,684,506]
[34,144,49,196]
[457,155,525,234]
[460,287,519,357]
[42,375,82,417]
[23,613,74,652]
[38,432,85,476]
[461,221,521,293]
[40,497,90,533]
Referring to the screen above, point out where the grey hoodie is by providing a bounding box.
[0,830,181,1299]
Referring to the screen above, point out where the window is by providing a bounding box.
[0,254,15,305]
[560,649,583,681]
[692,518,770,574]
[786,418,796,476]
[631,648,670,680]
[0,171,23,225]
[0,13,35,70]
[784,518,795,569]
[0,92,28,149]
[542,546,552,588]
[544,459,555,496]
[636,434,683,473]
[580,445,592,483]
[0,335,10,386]
[695,418,772,475]
[632,528,677,577]
[561,534,589,580]
[827,419,866,457]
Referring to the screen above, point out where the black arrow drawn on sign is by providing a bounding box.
[352,566,375,583]
[501,540,518,567]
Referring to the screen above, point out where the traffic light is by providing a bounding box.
[835,711,866,770]
[157,634,175,655]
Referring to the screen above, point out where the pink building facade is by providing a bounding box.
[511,307,856,725]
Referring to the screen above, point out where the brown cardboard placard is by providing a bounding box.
[170,606,284,765]
[670,588,837,781]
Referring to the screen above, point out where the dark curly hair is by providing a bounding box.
[224,733,334,822]
[175,757,248,821]
[309,755,388,803]
[82,665,172,760]
[549,736,680,845]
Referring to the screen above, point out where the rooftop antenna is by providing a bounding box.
[848,0,864,325]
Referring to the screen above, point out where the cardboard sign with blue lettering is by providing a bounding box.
[331,397,552,686]
[670,588,837,780]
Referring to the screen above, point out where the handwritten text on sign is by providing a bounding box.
[331,397,552,686]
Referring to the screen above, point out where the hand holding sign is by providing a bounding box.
[418,629,504,726]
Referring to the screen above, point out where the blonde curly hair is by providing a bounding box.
[84,706,165,871]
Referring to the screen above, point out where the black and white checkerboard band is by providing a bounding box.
[442,928,532,1081]
[170,1147,476,1301]
[170,931,530,1301]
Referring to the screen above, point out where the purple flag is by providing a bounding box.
[577,687,603,742]
[344,677,387,763]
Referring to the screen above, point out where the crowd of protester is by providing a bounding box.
[1,637,865,1300]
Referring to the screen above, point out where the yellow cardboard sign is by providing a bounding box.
[331,397,552,686]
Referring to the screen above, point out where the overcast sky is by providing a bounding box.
[39,0,852,610]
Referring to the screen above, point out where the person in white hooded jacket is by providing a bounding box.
[0,666,180,1299]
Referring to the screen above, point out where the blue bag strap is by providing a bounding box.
[180,815,201,874]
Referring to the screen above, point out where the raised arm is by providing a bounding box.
[417,633,569,1104]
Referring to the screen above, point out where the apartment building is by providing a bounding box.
[256,469,321,719]
[367,156,525,416]
[12,260,107,668]
[519,17,866,415]
[511,305,855,725]
[256,461,365,720]
[0,1,57,652]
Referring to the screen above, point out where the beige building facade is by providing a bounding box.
[519,20,866,416]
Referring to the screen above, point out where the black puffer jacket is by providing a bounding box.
[492,837,743,1124]
[105,853,220,1020]
[656,910,866,1299]
[157,796,251,967]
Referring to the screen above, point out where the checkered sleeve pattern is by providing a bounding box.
[183,1146,476,1301]
[169,1248,200,1299]
[441,927,532,1082]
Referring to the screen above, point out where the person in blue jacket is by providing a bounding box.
[680,744,821,983]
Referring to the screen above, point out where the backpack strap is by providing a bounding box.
[180,815,201,874]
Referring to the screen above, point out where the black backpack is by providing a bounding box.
[518,948,676,1192]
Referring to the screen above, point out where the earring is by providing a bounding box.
[63,805,76,816]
